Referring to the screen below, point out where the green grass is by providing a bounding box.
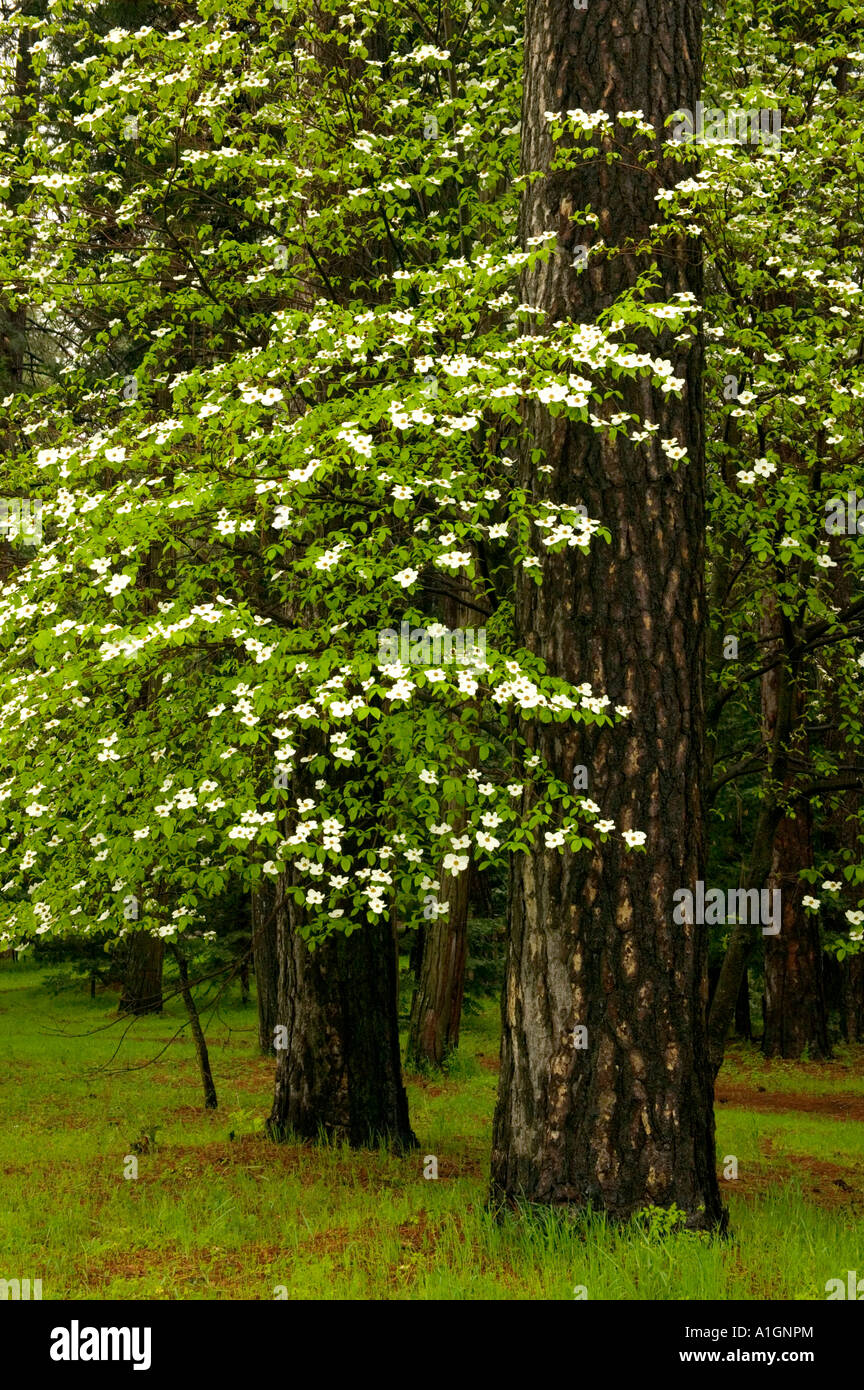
[722,1037,864,1096]
[1,962,862,1300]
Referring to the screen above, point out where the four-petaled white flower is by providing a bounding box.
[392,567,418,588]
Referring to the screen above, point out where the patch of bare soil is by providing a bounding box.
[78,1241,287,1297]
[716,1082,864,1122]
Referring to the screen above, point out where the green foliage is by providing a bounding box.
[0,0,695,953]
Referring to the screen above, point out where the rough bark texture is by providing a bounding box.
[268,880,416,1150]
[118,933,164,1016]
[491,0,724,1228]
[251,885,279,1054]
[763,798,830,1059]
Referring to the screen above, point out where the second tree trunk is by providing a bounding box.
[268,881,416,1150]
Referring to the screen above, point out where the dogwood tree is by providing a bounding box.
[0,0,692,1138]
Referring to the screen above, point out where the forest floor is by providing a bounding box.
[1,961,862,1300]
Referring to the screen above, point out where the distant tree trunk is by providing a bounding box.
[119,933,164,1016]
[820,574,862,1045]
[170,945,217,1110]
[407,578,476,1070]
[708,963,749,1040]
[491,0,724,1229]
[407,838,470,1070]
[734,970,752,1040]
[763,798,830,1059]
[823,952,843,1018]
[252,886,278,1054]
[749,593,830,1060]
[844,956,864,1043]
[469,859,493,917]
[708,593,799,1074]
[408,922,425,983]
[268,878,416,1150]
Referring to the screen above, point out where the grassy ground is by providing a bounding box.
[1,961,862,1300]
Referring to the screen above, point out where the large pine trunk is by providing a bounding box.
[763,798,831,1059]
[490,0,724,1228]
[268,881,416,1150]
[118,932,164,1016]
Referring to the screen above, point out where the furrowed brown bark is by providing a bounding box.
[491,0,724,1228]
[119,932,164,1016]
[268,877,416,1150]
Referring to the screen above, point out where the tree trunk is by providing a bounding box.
[407,578,476,1070]
[118,932,164,1016]
[252,885,279,1054]
[707,591,799,1074]
[763,798,830,1059]
[820,564,862,1046]
[843,956,864,1043]
[170,946,217,1110]
[823,951,843,1019]
[408,922,425,983]
[753,592,829,1060]
[406,838,470,1069]
[268,878,416,1150]
[734,969,752,1040]
[491,0,724,1229]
